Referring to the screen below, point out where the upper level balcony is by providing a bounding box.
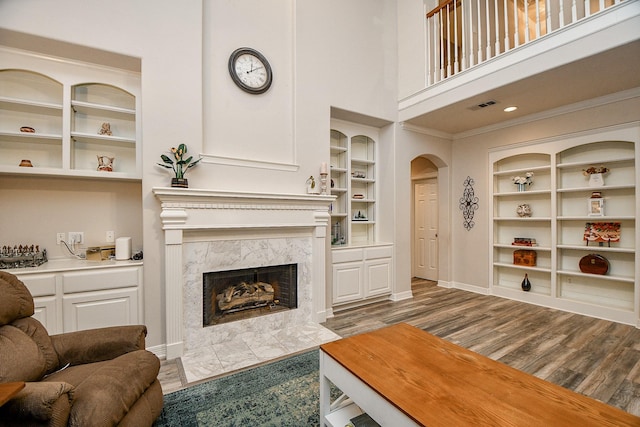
[398,0,640,134]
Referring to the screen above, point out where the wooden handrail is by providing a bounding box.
[426,0,461,19]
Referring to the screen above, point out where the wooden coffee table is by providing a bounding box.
[320,323,640,426]
[0,382,25,407]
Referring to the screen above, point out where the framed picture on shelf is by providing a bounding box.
[588,197,604,216]
[583,222,620,246]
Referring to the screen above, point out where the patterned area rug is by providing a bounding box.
[154,349,331,427]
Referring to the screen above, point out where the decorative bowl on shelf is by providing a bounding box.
[19,159,33,167]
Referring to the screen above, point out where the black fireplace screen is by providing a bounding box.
[203,263,298,326]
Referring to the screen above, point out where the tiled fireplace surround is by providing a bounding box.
[153,188,335,361]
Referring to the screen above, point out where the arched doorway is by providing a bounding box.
[412,156,439,280]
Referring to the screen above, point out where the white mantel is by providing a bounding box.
[153,187,334,359]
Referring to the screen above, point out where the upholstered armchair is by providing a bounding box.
[0,271,163,426]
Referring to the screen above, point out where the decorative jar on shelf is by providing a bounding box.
[516,203,532,217]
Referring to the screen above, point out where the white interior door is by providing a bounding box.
[414,179,438,280]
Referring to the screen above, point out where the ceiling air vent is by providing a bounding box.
[468,100,497,111]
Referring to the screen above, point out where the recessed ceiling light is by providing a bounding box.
[504,106,518,112]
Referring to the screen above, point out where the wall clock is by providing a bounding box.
[228,47,273,94]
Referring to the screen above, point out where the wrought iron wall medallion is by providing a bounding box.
[459,176,479,230]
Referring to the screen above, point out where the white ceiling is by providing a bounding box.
[403,40,640,135]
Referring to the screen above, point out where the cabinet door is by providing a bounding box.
[332,262,363,304]
[33,296,59,334]
[364,258,391,297]
[63,287,138,332]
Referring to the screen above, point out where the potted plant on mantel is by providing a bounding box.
[157,143,201,188]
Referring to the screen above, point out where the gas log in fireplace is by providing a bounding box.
[203,264,298,326]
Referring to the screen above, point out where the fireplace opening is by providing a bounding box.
[203,264,298,326]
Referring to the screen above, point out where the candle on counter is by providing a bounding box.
[320,162,327,174]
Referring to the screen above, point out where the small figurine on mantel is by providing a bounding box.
[98,122,113,136]
[306,176,318,194]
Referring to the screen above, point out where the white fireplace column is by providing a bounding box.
[153,188,334,359]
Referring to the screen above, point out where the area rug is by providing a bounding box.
[154,349,334,427]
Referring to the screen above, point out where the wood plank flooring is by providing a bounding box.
[321,278,640,417]
[157,278,640,416]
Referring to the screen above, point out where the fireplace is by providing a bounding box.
[203,264,298,326]
[153,188,333,359]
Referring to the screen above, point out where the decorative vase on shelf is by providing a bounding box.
[521,274,531,292]
[588,173,604,187]
[171,178,189,188]
[517,183,526,192]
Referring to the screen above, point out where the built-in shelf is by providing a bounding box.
[490,135,638,326]
[0,52,140,179]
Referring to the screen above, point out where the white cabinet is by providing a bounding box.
[490,130,638,326]
[0,48,141,179]
[332,244,392,307]
[8,262,143,333]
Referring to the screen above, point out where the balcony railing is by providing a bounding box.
[425,0,624,85]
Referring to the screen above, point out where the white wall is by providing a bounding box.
[0,0,398,348]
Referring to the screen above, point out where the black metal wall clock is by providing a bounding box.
[228,47,273,94]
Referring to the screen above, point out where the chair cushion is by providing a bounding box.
[0,324,48,382]
[13,317,60,375]
[0,381,74,426]
[44,350,161,427]
[0,271,34,326]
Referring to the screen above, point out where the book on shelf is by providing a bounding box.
[512,237,537,246]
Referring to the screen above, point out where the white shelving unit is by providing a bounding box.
[0,49,141,180]
[490,130,638,326]
[329,119,392,308]
[329,123,377,246]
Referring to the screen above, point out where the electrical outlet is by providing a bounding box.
[106,231,115,243]
[56,233,65,244]
[68,232,84,245]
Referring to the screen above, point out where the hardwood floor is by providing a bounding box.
[158,278,640,416]
[321,278,640,417]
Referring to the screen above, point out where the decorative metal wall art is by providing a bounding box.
[459,176,479,230]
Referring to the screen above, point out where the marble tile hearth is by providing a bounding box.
[179,322,339,383]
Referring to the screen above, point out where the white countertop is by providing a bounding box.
[2,258,143,274]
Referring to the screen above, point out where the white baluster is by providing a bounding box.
[446,3,452,77]
[503,0,510,51]
[463,0,476,68]
[486,0,492,60]
[559,0,565,27]
[462,0,468,70]
[534,0,540,38]
[439,9,445,80]
[514,0,520,47]
[524,0,530,43]
[546,0,552,33]
[477,0,483,63]
[495,0,501,55]
[454,0,460,73]
[572,0,578,22]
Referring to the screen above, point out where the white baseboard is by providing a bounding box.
[448,281,491,295]
[147,344,166,360]
[390,290,413,301]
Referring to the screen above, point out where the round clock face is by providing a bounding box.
[228,48,273,94]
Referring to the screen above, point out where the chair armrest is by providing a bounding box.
[51,325,147,366]
[0,382,73,427]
